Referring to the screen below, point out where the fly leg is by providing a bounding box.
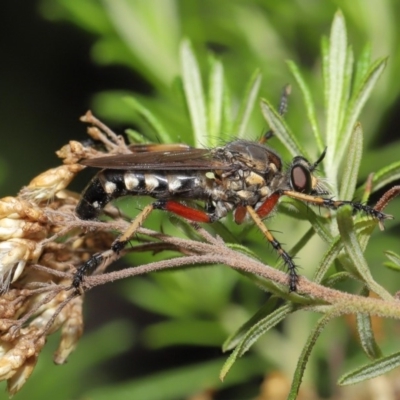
[73,200,219,289]
[282,191,392,228]
[246,204,299,292]
[72,203,154,289]
[239,193,299,292]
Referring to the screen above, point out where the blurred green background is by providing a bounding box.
[1,1,400,399]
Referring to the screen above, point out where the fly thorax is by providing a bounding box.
[244,171,265,188]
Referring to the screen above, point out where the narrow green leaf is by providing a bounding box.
[324,11,348,177]
[356,286,382,359]
[286,60,324,152]
[356,312,382,359]
[336,207,391,300]
[232,69,262,139]
[353,42,372,92]
[339,123,363,200]
[87,356,262,400]
[207,58,224,146]
[322,271,354,287]
[220,304,293,380]
[313,236,342,284]
[383,262,400,272]
[384,250,400,267]
[280,227,315,266]
[288,311,336,400]
[321,35,330,111]
[124,96,172,143]
[221,82,233,136]
[278,198,332,243]
[180,39,208,147]
[103,0,179,87]
[225,243,262,261]
[337,57,387,167]
[383,251,400,271]
[339,351,400,385]
[355,160,400,198]
[125,128,147,144]
[222,297,279,351]
[123,278,195,318]
[340,46,354,128]
[260,99,308,158]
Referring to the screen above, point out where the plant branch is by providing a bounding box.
[74,229,400,320]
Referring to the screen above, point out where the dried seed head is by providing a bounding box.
[0,327,45,381]
[7,354,38,396]
[0,218,47,241]
[0,197,47,222]
[56,140,104,165]
[53,296,83,364]
[0,239,43,289]
[0,112,130,395]
[20,165,84,202]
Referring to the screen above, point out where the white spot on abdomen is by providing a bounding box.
[144,174,159,191]
[124,172,140,190]
[167,176,182,192]
[104,181,117,194]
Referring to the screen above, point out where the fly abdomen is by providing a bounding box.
[76,169,207,220]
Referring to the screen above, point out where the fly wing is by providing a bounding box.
[80,148,229,170]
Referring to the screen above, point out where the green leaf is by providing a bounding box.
[288,311,336,400]
[125,128,147,144]
[336,206,391,300]
[338,351,400,385]
[260,98,307,158]
[324,10,348,178]
[321,35,330,110]
[103,0,179,87]
[355,160,400,198]
[356,287,382,359]
[207,58,224,146]
[180,39,208,147]
[356,312,382,359]
[26,321,134,399]
[353,42,372,92]
[225,243,262,261]
[336,57,387,169]
[220,303,293,380]
[384,250,400,267]
[278,198,332,243]
[383,250,400,271]
[313,236,342,284]
[384,262,400,272]
[221,82,234,135]
[322,271,355,287]
[232,69,262,139]
[286,60,323,152]
[122,278,196,318]
[124,96,172,143]
[86,356,263,400]
[222,297,279,351]
[340,46,354,118]
[339,122,363,200]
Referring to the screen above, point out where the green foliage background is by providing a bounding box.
[2,1,400,399]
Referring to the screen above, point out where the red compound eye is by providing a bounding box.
[290,164,311,193]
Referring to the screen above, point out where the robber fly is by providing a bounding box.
[72,136,389,292]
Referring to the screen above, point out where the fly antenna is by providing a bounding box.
[310,147,327,171]
[260,84,291,144]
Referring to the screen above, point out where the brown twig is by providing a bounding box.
[67,227,400,320]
